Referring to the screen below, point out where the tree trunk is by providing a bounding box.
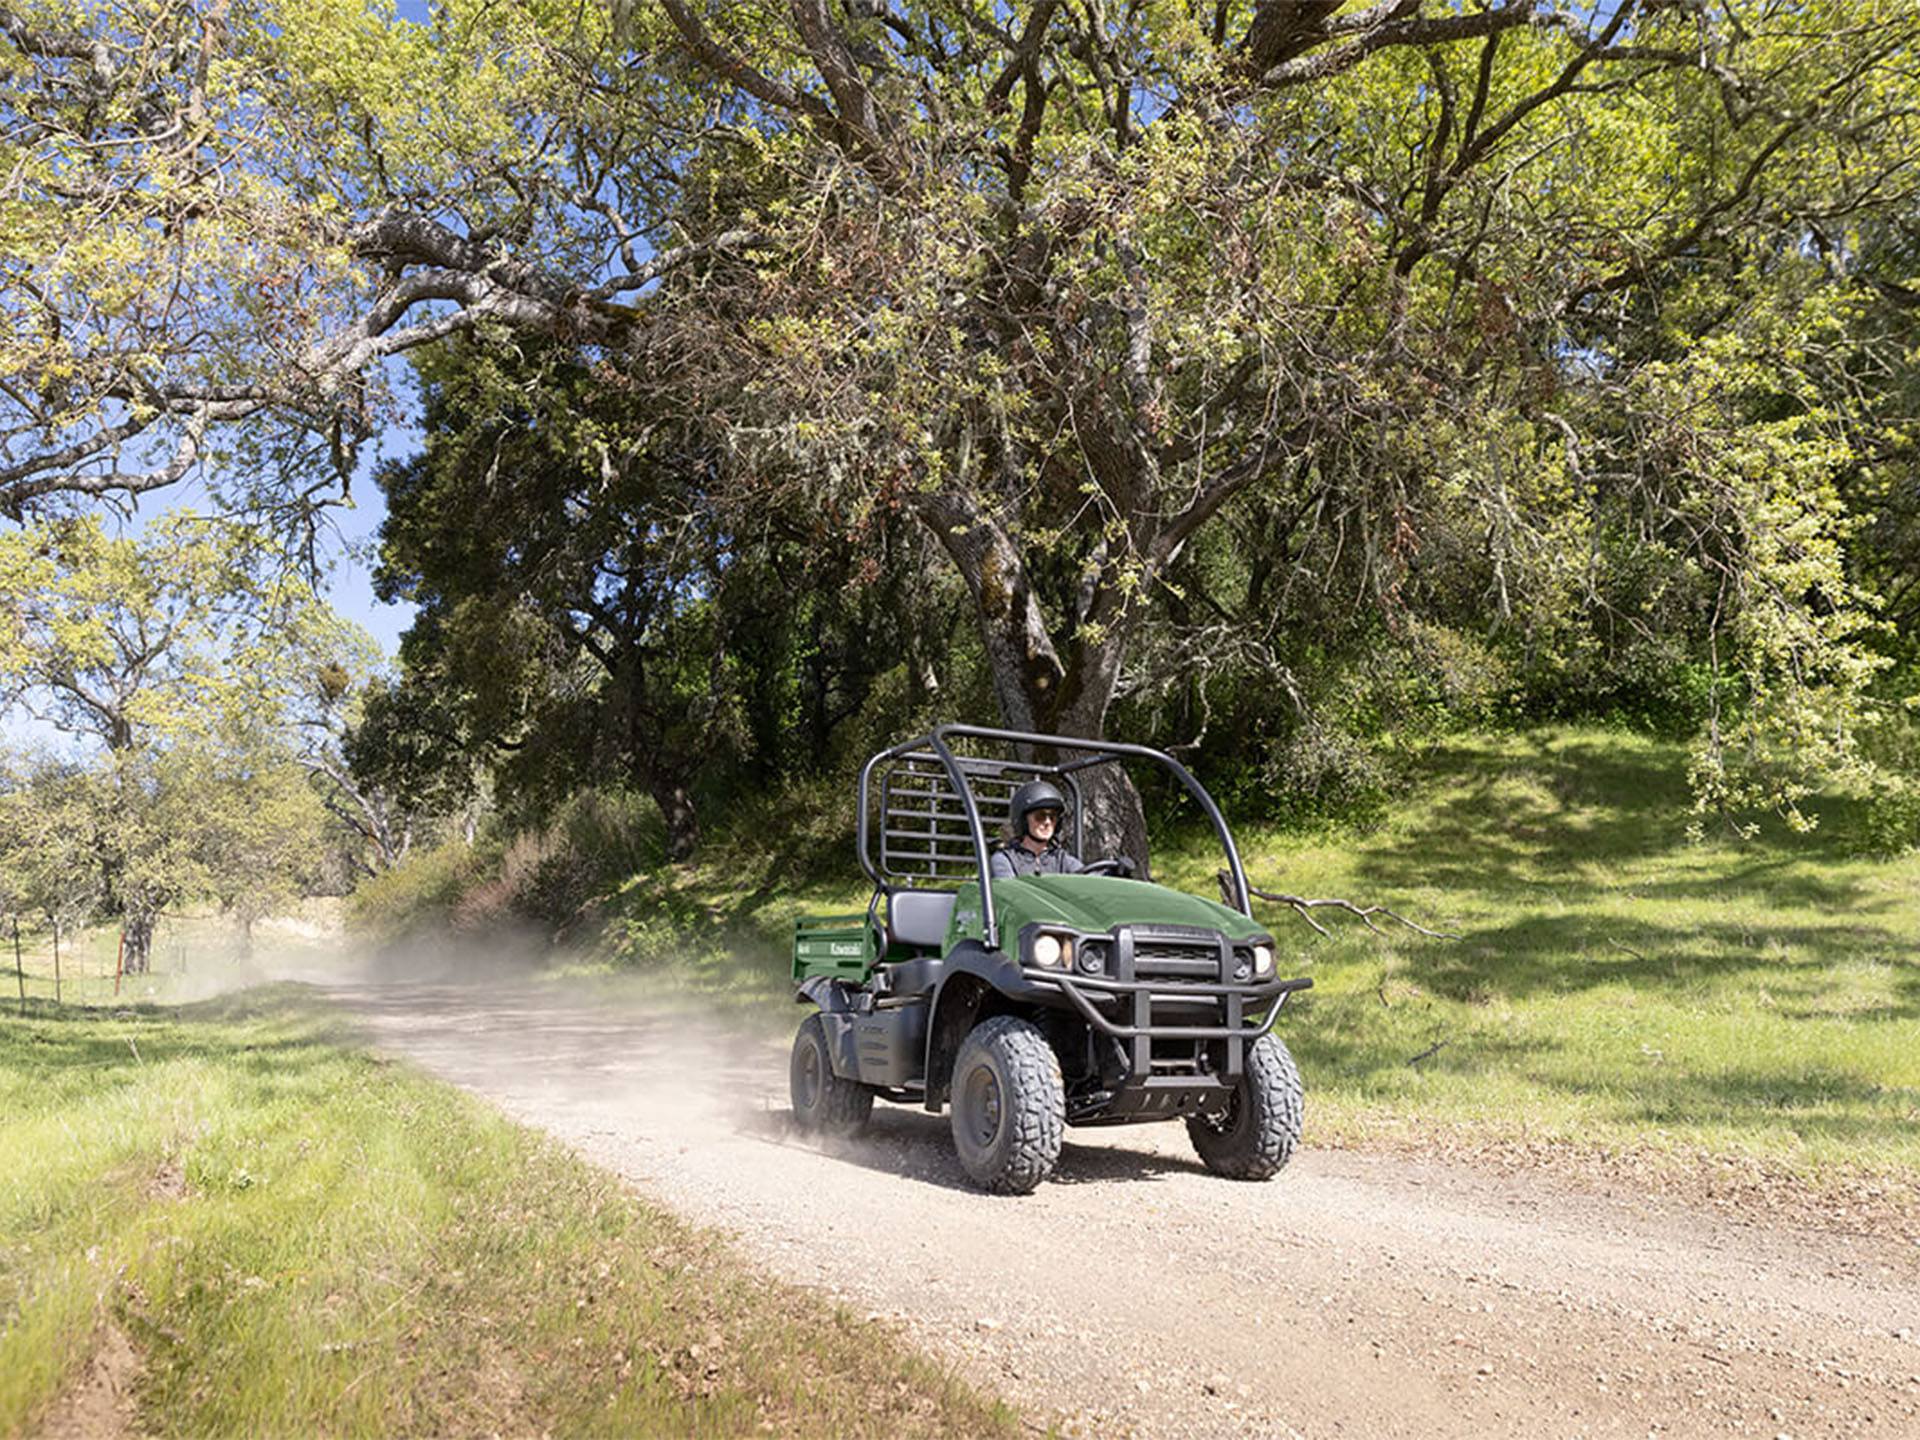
[122,910,155,975]
[650,778,700,862]
[916,489,1153,867]
[1066,753,1154,879]
[915,490,1060,733]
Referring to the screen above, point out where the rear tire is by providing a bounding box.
[1187,1033,1303,1181]
[949,1016,1064,1194]
[790,1013,873,1136]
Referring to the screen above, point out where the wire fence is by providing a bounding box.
[2,913,227,1011]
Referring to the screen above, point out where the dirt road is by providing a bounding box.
[322,977,1919,1439]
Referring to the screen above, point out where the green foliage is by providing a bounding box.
[1,0,649,511]
[0,754,100,933]
[194,739,332,939]
[368,336,960,857]
[0,514,366,957]
[1855,774,1920,858]
[1850,686,1920,856]
[0,514,312,749]
[345,838,486,941]
[8,0,1920,856]
[642,0,1920,817]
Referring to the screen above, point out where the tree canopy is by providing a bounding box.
[4,1,1918,857]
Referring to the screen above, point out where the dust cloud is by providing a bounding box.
[266,922,804,1171]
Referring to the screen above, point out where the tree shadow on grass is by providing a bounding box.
[1283,1013,1563,1086]
[1406,912,1915,1013]
[1349,734,1873,909]
[1896,960,1920,1021]
[1286,989,1919,1152]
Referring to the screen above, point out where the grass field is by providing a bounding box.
[0,989,1020,1438]
[584,727,1920,1199]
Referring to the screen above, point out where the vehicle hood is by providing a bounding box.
[986,874,1266,941]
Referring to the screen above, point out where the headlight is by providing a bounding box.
[1252,944,1274,977]
[1032,933,1066,968]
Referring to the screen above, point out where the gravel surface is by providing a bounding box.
[323,977,1920,1439]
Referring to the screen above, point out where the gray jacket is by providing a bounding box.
[989,841,1085,879]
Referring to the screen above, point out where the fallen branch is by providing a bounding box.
[1220,871,1460,939]
[1407,1039,1450,1068]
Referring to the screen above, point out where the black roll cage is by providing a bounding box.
[857,723,1254,951]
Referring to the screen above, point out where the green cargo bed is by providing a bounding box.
[792,913,876,982]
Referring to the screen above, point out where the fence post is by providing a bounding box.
[51,923,60,1006]
[114,928,125,998]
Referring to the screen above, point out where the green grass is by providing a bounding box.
[1164,729,1920,1186]
[583,726,1920,1192]
[0,988,1021,1438]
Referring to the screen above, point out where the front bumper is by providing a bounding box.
[1021,924,1311,1088]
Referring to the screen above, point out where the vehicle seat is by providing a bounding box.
[887,889,956,949]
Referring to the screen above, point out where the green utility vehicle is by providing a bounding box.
[789,724,1311,1194]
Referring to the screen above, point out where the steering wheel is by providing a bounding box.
[1082,856,1136,879]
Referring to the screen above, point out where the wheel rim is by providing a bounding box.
[1201,1086,1243,1136]
[962,1063,1003,1150]
[797,1040,823,1112]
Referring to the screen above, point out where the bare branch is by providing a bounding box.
[0,3,112,75]
[985,0,1060,108]
[1221,871,1459,940]
[789,0,890,145]
[588,227,763,299]
[1448,1,1639,179]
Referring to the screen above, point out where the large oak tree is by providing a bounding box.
[5,1,1916,850]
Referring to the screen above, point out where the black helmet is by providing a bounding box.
[1009,780,1067,831]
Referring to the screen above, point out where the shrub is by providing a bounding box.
[1855,777,1920,857]
[432,786,668,936]
[347,840,486,939]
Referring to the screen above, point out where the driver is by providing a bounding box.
[990,781,1085,879]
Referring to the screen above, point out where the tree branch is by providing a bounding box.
[1221,870,1459,939]
[1259,2,1569,90]
[653,0,829,121]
